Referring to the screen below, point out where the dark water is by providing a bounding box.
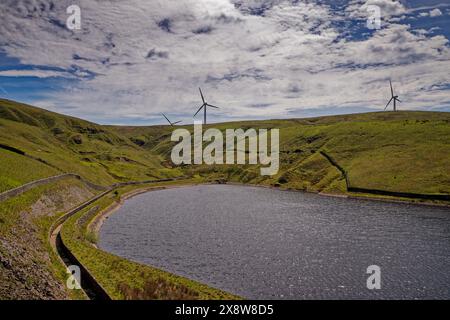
[99,185,450,299]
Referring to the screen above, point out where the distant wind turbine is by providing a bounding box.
[162,113,181,126]
[384,80,401,112]
[0,86,9,97]
[194,88,219,124]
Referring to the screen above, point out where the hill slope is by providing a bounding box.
[112,112,450,197]
[1,99,450,197]
[0,99,179,193]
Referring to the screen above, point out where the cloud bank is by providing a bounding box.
[0,0,449,124]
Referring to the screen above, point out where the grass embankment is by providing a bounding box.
[0,148,60,193]
[60,178,239,300]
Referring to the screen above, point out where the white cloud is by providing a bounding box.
[429,8,443,17]
[346,0,407,19]
[0,0,449,124]
[0,69,74,78]
[419,8,443,18]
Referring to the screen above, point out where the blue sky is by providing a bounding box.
[0,0,449,125]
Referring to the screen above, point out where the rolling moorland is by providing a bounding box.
[0,98,449,299]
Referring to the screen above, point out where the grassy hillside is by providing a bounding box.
[0,99,180,193]
[2,98,450,197]
[113,112,450,197]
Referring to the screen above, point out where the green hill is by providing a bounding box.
[112,111,450,197]
[0,99,180,193]
[1,98,450,197]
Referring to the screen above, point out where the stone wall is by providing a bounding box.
[0,174,106,202]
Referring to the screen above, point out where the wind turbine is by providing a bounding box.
[194,88,219,124]
[0,86,9,98]
[384,80,401,112]
[162,113,181,126]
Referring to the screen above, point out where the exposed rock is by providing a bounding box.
[71,135,83,144]
[0,182,94,300]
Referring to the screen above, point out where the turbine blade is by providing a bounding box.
[199,88,205,104]
[172,121,182,125]
[194,104,204,117]
[206,104,219,109]
[396,98,401,103]
[385,97,393,110]
[390,80,394,97]
[162,113,172,125]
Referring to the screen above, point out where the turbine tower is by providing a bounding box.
[384,80,401,112]
[194,88,219,124]
[162,113,181,126]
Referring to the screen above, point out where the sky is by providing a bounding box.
[0,0,449,125]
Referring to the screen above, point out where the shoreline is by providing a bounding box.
[225,181,450,208]
[60,180,239,300]
[90,181,450,247]
[85,180,449,300]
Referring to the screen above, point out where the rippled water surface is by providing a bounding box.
[99,185,450,299]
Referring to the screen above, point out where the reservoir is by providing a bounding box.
[99,185,450,299]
